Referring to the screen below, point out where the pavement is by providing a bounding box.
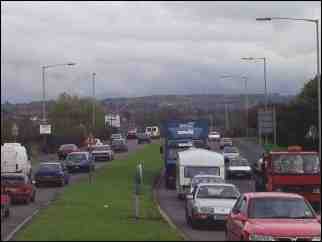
[155,137,263,241]
[1,139,147,241]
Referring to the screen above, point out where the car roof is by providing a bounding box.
[192,174,222,179]
[1,173,26,177]
[244,192,303,199]
[69,151,88,155]
[40,162,61,165]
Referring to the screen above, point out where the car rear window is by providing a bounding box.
[39,163,61,171]
[1,175,26,185]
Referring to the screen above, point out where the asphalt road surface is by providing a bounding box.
[156,138,263,241]
[1,139,147,241]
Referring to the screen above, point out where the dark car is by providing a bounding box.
[1,173,36,204]
[34,162,70,187]
[111,139,128,152]
[137,132,151,144]
[65,152,95,173]
[57,144,79,160]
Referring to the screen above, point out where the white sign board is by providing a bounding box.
[105,114,121,128]
[40,124,51,134]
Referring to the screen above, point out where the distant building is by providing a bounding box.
[105,114,121,128]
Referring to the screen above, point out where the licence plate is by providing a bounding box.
[213,214,226,220]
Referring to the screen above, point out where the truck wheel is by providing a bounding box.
[5,208,10,218]
[185,211,192,225]
[191,217,198,229]
[31,192,36,202]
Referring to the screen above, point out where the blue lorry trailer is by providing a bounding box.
[161,120,209,189]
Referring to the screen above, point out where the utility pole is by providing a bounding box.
[225,103,229,131]
[92,72,96,133]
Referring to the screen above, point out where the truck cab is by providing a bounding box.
[258,146,320,211]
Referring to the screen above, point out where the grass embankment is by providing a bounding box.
[16,144,182,241]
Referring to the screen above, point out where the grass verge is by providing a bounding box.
[15,144,182,241]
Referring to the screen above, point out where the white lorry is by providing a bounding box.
[1,143,32,178]
[176,148,225,199]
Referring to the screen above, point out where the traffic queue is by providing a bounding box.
[160,119,320,241]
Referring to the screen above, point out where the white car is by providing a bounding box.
[185,183,240,229]
[111,133,123,140]
[208,131,221,141]
[226,157,252,178]
[189,175,225,194]
[222,146,240,163]
[91,145,114,161]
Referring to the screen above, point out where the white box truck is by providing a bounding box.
[1,143,32,178]
[176,148,225,199]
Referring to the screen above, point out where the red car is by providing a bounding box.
[1,173,36,204]
[225,192,321,241]
[1,193,11,218]
[57,144,79,160]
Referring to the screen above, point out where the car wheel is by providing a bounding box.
[191,217,198,229]
[25,197,30,205]
[185,211,192,225]
[60,179,65,187]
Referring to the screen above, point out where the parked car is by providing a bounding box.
[57,144,79,160]
[225,192,321,241]
[208,131,221,142]
[145,126,160,139]
[222,146,240,163]
[1,173,36,204]
[34,162,70,187]
[1,192,11,218]
[111,138,128,152]
[185,183,240,229]
[137,132,151,144]
[91,145,114,161]
[127,129,137,139]
[189,174,225,194]
[65,152,95,173]
[226,157,252,179]
[220,138,233,149]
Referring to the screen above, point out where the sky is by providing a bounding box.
[1,1,321,103]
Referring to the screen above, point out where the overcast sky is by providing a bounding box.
[1,1,321,103]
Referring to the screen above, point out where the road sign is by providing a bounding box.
[40,124,51,134]
[258,108,274,135]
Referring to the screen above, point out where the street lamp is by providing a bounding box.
[41,62,76,151]
[256,17,321,162]
[41,62,76,123]
[220,75,249,137]
[92,72,96,132]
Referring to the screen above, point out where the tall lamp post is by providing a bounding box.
[256,16,321,164]
[220,75,249,137]
[92,72,96,133]
[41,62,76,150]
[241,57,268,144]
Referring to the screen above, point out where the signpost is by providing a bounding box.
[258,107,276,145]
[134,163,143,220]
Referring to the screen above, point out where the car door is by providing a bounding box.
[228,196,248,240]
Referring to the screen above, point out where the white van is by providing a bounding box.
[145,126,160,138]
[176,148,225,199]
[1,143,32,178]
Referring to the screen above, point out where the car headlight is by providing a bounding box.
[312,236,321,241]
[199,207,213,213]
[249,234,274,241]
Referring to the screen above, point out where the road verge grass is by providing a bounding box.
[15,144,182,241]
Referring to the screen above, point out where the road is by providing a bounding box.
[155,138,264,241]
[1,139,146,241]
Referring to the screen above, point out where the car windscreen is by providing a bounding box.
[230,159,249,166]
[272,154,320,174]
[66,154,87,161]
[192,177,224,187]
[112,140,124,145]
[1,175,26,185]
[184,166,220,178]
[93,146,110,151]
[196,185,239,199]
[39,163,61,172]
[249,197,315,219]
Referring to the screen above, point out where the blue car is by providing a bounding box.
[34,162,70,187]
[65,152,95,173]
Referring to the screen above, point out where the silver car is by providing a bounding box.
[185,183,240,229]
[226,157,252,178]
